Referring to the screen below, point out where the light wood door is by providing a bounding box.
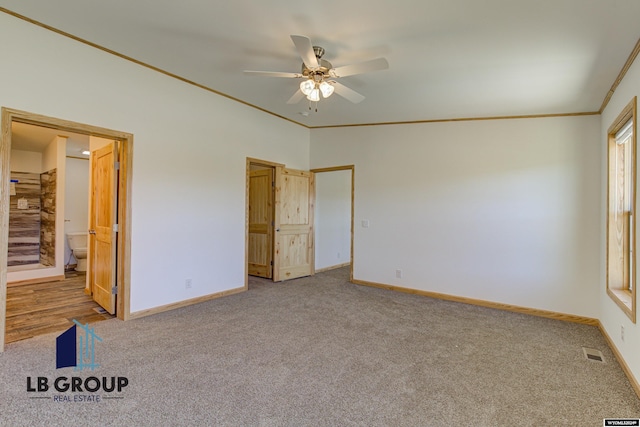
[89,143,118,314]
[273,167,314,281]
[248,169,274,278]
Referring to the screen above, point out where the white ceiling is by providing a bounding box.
[12,122,89,157]
[1,1,640,127]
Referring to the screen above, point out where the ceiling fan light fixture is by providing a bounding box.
[307,87,320,102]
[300,79,315,96]
[245,35,388,107]
[319,81,334,98]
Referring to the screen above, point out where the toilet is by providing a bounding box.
[67,232,88,272]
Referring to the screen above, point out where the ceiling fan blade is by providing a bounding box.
[286,89,305,104]
[332,57,389,77]
[243,70,302,78]
[290,35,319,69]
[331,81,365,104]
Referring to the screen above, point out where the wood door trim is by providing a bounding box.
[246,157,285,168]
[0,108,133,352]
[6,108,132,139]
[311,165,355,282]
[248,168,274,279]
[0,110,10,353]
[117,136,133,320]
[310,165,353,173]
[245,158,278,287]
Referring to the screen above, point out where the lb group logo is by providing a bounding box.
[57,319,102,370]
[27,320,129,403]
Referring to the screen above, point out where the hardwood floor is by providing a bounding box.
[5,270,114,344]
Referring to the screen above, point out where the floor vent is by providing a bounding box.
[583,347,605,363]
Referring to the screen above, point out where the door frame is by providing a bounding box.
[247,168,274,279]
[0,108,133,352]
[245,157,284,287]
[310,165,355,282]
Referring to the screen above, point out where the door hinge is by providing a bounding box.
[270,260,273,266]
[113,223,119,232]
[111,286,118,295]
[114,161,120,170]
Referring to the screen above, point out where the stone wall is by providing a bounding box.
[40,168,56,267]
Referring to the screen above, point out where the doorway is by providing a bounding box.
[247,161,276,279]
[245,157,316,284]
[0,108,133,352]
[311,166,355,281]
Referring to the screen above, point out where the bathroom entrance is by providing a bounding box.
[0,108,133,352]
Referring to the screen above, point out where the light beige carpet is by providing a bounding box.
[1,267,638,426]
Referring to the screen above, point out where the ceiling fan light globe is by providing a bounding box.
[319,81,334,98]
[307,88,320,102]
[300,79,315,96]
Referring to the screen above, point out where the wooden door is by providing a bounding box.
[89,143,118,314]
[248,168,274,278]
[273,167,314,281]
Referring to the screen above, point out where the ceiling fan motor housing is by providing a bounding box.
[301,58,333,78]
[301,45,334,78]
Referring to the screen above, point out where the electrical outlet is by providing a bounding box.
[621,325,625,342]
[185,278,192,289]
[361,220,370,228]
[395,269,402,279]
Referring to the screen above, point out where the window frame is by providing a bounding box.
[606,96,637,323]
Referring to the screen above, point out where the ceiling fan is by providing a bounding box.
[244,35,389,106]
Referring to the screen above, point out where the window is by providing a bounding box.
[607,97,637,323]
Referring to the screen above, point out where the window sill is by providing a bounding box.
[607,288,636,323]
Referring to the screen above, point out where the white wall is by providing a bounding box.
[311,115,601,318]
[53,137,67,278]
[315,170,351,270]
[0,13,309,312]
[42,136,61,172]
[64,157,90,265]
[9,150,41,173]
[600,53,640,386]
